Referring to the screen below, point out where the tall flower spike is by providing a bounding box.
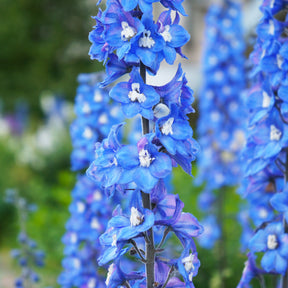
[196,0,246,251]
[5,190,47,288]
[239,1,288,286]
[87,1,202,287]
[59,73,122,288]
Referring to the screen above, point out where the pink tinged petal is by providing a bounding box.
[173,212,203,237]
[149,153,172,178]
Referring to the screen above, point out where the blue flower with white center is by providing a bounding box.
[131,14,165,72]
[177,240,200,287]
[115,136,172,192]
[155,104,193,156]
[87,123,125,190]
[100,191,154,251]
[157,10,190,65]
[103,0,145,60]
[249,222,288,275]
[110,67,160,120]
[105,261,144,288]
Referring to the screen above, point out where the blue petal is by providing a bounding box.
[120,0,138,11]
[135,167,158,191]
[261,250,276,273]
[150,153,172,178]
[116,145,139,169]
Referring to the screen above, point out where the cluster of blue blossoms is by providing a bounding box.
[86,0,203,287]
[196,0,246,249]
[238,0,288,286]
[5,190,48,288]
[59,73,122,288]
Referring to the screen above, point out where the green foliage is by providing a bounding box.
[0,0,102,112]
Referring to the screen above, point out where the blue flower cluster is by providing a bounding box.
[5,189,48,288]
[70,73,122,171]
[195,0,246,249]
[59,73,122,288]
[238,0,288,285]
[87,0,203,287]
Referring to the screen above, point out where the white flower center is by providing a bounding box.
[130,207,144,226]
[262,91,271,108]
[91,218,101,230]
[71,233,77,244]
[267,234,278,250]
[99,113,108,124]
[94,90,103,102]
[160,25,172,42]
[139,29,155,48]
[77,201,85,213]
[277,54,284,69]
[221,151,235,163]
[112,234,117,247]
[93,190,102,201]
[106,264,114,286]
[270,125,282,141]
[74,258,81,269]
[259,208,268,219]
[270,0,275,8]
[161,117,174,135]
[139,149,154,167]
[182,253,195,272]
[83,127,93,139]
[128,83,146,103]
[82,102,91,114]
[121,21,136,41]
[269,20,274,35]
[88,278,96,288]
[211,111,220,122]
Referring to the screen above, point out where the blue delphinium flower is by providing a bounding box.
[5,190,48,288]
[196,0,246,249]
[87,0,203,287]
[59,72,123,288]
[70,73,123,171]
[238,0,288,285]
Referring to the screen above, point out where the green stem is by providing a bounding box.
[139,62,155,288]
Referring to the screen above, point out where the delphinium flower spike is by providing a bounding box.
[59,73,123,288]
[195,0,246,279]
[238,1,288,286]
[5,189,49,288]
[87,1,203,287]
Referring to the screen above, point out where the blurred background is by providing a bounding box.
[0,0,261,287]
